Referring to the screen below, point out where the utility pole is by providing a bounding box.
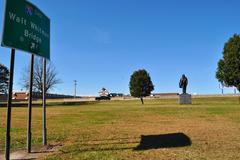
[74,80,77,98]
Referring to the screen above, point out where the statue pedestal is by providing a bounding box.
[179,93,192,105]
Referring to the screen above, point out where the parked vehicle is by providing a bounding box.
[95,96,111,101]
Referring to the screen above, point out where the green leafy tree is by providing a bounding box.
[129,69,154,104]
[216,34,240,91]
[0,63,9,94]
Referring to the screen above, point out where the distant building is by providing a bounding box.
[0,92,78,101]
[13,92,29,100]
[98,88,110,97]
[151,93,179,98]
[109,93,124,97]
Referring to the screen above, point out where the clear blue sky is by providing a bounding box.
[0,0,240,96]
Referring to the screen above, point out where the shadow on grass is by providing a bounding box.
[12,158,36,160]
[88,137,139,142]
[134,132,191,150]
[47,101,99,107]
[61,137,138,153]
[62,133,191,153]
[80,141,139,146]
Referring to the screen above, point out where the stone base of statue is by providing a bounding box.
[179,93,192,105]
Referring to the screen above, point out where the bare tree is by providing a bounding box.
[21,57,61,94]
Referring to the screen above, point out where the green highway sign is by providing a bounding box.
[1,0,50,59]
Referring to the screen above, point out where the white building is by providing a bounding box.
[98,88,109,97]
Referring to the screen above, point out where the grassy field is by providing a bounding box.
[0,97,240,160]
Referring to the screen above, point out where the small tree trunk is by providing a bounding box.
[140,97,144,105]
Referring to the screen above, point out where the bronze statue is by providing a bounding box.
[179,74,188,94]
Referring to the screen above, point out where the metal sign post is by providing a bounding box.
[42,58,47,145]
[27,54,34,153]
[5,49,15,160]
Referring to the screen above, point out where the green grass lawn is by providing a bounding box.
[0,97,240,160]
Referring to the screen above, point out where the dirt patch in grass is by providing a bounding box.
[0,144,62,160]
